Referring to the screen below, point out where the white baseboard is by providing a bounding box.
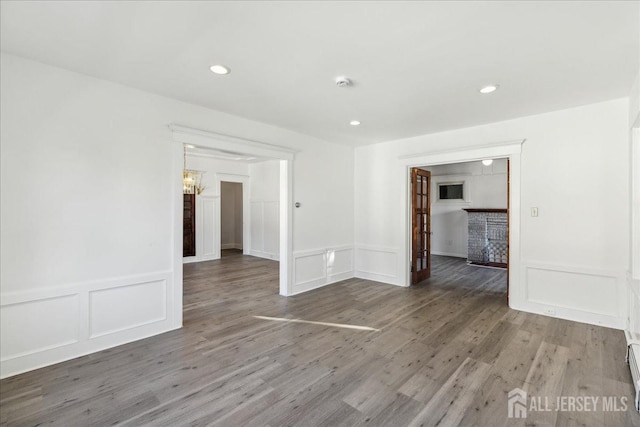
[183,253,218,263]
[221,243,243,250]
[290,270,355,295]
[511,301,625,330]
[354,245,401,286]
[250,249,279,260]
[354,270,403,287]
[431,251,466,259]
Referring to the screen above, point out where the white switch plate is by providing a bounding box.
[531,207,539,217]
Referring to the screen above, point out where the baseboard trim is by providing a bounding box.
[183,254,218,264]
[510,300,625,330]
[250,249,279,260]
[221,243,243,250]
[291,270,354,296]
[431,251,466,258]
[354,270,402,287]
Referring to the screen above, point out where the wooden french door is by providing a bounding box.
[411,168,431,285]
[183,193,196,257]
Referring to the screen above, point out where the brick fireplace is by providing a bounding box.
[463,208,508,268]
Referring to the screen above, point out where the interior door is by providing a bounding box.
[183,193,196,257]
[411,168,431,284]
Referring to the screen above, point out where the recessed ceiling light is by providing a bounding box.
[210,65,230,75]
[350,120,361,126]
[185,144,195,149]
[479,84,499,94]
[482,159,494,166]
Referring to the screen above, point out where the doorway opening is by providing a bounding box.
[411,168,432,284]
[409,158,510,296]
[170,125,296,328]
[220,181,243,254]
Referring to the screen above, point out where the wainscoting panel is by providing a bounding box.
[519,262,626,329]
[292,246,354,295]
[263,201,280,258]
[327,247,354,283]
[89,280,167,338]
[0,294,79,361]
[184,195,218,264]
[250,200,279,260]
[201,196,216,259]
[0,271,175,379]
[293,250,326,292]
[629,277,640,340]
[250,202,264,253]
[354,245,399,285]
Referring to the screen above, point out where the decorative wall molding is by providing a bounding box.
[169,124,297,161]
[183,194,218,264]
[512,261,627,329]
[0,271,175,379]
[250,200,279,261]
[398,139,525,161]
[291,246,354,295]
[354,245,400,286]
[629,277,640,340]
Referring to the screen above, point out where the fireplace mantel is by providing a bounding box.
[463,208,508,213]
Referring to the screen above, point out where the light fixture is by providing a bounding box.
[479,84,499,94]
[183,146,206,195]
[482,159,494,166]
[209,64,230,75]
[350,120,361,126]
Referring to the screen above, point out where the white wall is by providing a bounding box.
[248,160,280,260]
[424,159,507,258]
[355,98,629,329]
[0,52,354,378]
[220,182,243,250]
[290,147,355,294]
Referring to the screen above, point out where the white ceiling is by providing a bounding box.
[1,1,638,147]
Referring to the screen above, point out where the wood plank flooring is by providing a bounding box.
[1,254,638,426]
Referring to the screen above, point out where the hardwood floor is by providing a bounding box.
[1,254,637,426]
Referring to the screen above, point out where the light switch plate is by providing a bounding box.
[531,207,539,217]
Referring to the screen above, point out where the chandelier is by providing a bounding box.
[183,147,206,195]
